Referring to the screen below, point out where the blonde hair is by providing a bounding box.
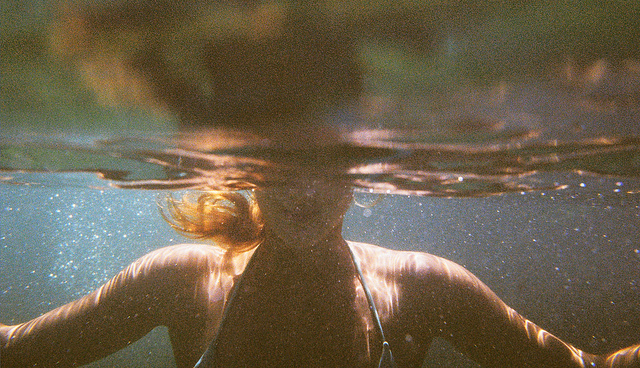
[159,191,264,253]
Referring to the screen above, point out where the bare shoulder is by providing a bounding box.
[115,244,253,310]
[347,241,450,274]
[346,241,480,288]
[133,243,251,278]
[346,242,495,329]
[129,244,252,335]
[139,243,226,266]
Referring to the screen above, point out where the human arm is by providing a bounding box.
[399,252,640,367]
[0,244,231,367]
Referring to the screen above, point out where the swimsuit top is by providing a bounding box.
[194,241,397,368]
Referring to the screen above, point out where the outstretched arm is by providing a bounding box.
[401,252,639,368]
[0,244,236,368]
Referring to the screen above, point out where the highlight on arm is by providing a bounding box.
[158,191,264,253]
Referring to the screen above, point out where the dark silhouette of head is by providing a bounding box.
[51,2,363,136]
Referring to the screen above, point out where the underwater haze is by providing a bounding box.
[2,1,640,367]
[1,175,639,367]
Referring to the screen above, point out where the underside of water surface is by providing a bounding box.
[2,1,640,367]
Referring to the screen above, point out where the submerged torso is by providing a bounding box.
[206,237,373,367]
[181,239,434,368]
[0,240,462,367]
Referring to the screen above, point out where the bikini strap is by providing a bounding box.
[194,246,262,368]
[345,242,398,368]
[195,242,398,368]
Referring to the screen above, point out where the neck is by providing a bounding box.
[246,222,354,283]
[207,221,366,367]
[261,216,344,247]
[261,222,346,255]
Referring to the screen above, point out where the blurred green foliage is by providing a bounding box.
[2,0,638,134]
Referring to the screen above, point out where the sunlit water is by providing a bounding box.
[2,2,640,366]
[1,128,639,367]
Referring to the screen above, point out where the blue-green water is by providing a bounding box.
[2,1,640,366]
[1,172,638,367]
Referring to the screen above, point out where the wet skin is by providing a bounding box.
[1,180,639,367]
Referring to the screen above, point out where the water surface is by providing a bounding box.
[2,1,640,366]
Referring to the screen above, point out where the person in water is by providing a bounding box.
[1,176,639,368]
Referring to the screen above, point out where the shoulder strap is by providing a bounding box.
[194,246,262,368]
[195,242,398,368]
[345,242,398,368]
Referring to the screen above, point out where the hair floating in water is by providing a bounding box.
[158,191,264,253]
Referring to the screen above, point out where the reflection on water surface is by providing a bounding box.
[2,131,640,198]
[2,1,640,367]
